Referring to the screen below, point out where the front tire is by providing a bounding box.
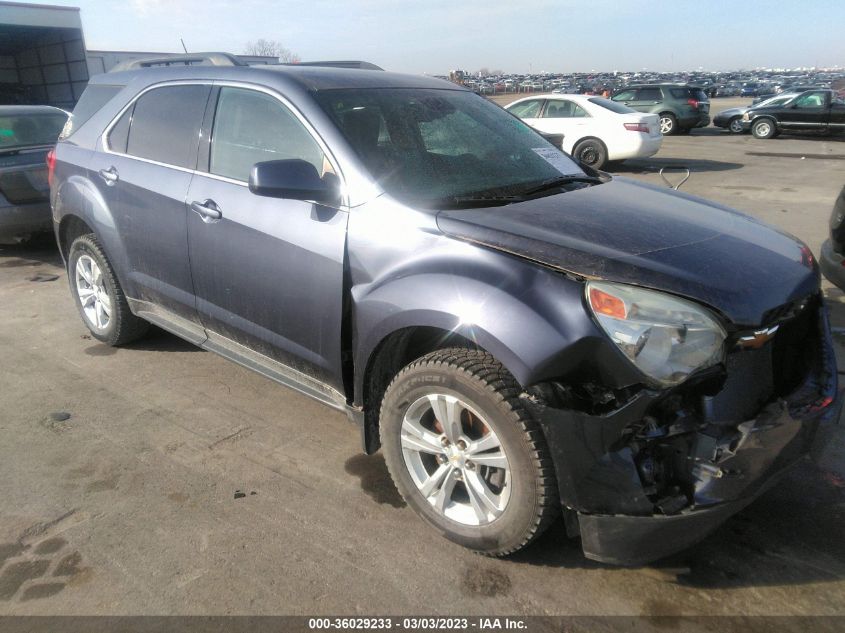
[572,138,608,170]
[728,117,744,134]
[751,118,777,139]
[380,348,559,556]
[68,234,149,346]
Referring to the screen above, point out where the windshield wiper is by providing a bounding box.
[441,194,524,209]
[519,175,602,197]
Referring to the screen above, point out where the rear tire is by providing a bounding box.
[658,113,677,135]
[572,138,608,170]
[380,348,559,557]
[751,118,777,139]
[68,234,149,346]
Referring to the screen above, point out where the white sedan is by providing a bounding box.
[505,94,662,170]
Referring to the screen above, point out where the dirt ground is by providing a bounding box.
[1,103,844,618]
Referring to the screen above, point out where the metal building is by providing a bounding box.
[0,1,88,109]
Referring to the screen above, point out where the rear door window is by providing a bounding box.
[126,84,211,169]
[635,88,662,101]
[542,101,589,118]
[542,100,573,118]
[209,87,326,182]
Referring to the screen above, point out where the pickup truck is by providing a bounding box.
[742,89,845,138]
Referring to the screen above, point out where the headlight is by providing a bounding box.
[586,281,726,386]
[741,112,750,121]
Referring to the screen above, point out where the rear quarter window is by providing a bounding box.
[107,105,133,154]
[61,84,122,140]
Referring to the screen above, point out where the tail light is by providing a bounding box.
[46,149,56,187]
[687,98,699,108]
[623,122,649,133]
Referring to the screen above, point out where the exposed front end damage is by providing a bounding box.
[522,295,840,566]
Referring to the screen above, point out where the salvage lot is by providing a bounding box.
[1,106,845,617]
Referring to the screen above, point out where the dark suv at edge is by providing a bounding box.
[50,59,838,566]
[611,83,710,135]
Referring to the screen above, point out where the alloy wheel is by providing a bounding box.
[400,393,511,526]
[659,116,674,134]
[75,254,111,330]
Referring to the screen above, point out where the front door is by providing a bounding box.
[186,85,349,391]
[779,90,831,131]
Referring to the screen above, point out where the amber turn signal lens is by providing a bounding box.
[589,286,627,319]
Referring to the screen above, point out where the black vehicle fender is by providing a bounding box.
[749,112,779,128]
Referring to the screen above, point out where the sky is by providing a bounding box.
[18,0,845,75]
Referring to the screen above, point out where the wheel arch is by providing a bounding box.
[57,214,95,262]
[53,175,134,297]
[572,135,607,150]
[357,322,530,454]
[752,115,778,128]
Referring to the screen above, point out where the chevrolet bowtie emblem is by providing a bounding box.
[736,325,779,350]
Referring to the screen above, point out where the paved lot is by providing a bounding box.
[1,108,844,617]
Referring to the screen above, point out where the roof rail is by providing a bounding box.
[289,61,384,71]
[109,52,247,72]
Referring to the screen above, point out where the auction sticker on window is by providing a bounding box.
[531,147,578,174]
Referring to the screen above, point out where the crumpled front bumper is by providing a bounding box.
[524,299,840,566]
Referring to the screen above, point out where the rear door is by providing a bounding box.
[185,84,349,392]
[91,83,210,331]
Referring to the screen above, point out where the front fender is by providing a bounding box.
[349,197,643,405]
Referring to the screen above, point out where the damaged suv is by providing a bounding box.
[50,56,838,565]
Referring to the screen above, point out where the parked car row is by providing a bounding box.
[446,68,845,101]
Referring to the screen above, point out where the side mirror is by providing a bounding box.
[249,159,339,203]
[537,130,565,149]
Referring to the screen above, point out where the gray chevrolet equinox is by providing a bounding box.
[50,55,838,566]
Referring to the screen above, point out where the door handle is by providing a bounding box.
[190,199,222,221]
[98,167,118,185]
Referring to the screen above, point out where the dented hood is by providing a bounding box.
[436,177,818,326]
